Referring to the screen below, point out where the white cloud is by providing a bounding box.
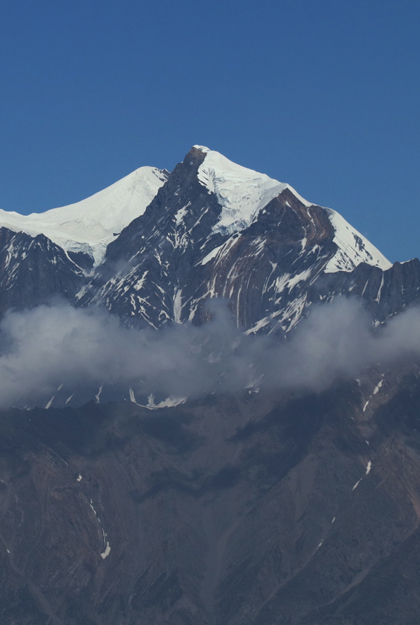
[0,296,419,408]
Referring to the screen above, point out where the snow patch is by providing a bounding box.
[65,392,75,405]
[89,500,98,517]
[101,542,111,560]
[373,379,384,395]
[45,396,54,409]
[129,387,139,404]
[87,499,111,560]
[274,273,291,294]
[133,271,149,291]
[246,316,272,334]
[95,384,103,404]
[286,269,312,289]
[174,204,190,226]
[173,288,182,323]
[200,244,224,265]
[145,394,187,409]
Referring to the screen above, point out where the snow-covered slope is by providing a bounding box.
[324,209,392,273]
[195,145,310,235]
[195,146,391,273]
[0,167,167,266]
[0,145,390,275]
[74,145,397,336]
[0,145,396,337]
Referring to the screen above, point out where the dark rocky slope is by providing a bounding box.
[0,228,87,318]
[0,363,420,624]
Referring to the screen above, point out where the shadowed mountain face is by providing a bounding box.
[0,146,420,623]
[1,366,420,625]
[0,229,88,316]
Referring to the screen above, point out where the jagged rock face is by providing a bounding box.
[0,228,86,317]
[1,366,420,624]
[76,147,400,334]
[314,258,420,323]
[78,147,225,326]
[0,145,416,334]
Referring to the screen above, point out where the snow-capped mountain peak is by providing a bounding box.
[0,144,397,341]
[193,146,390,274]
[0,166,167,266]
[194,145,311,235]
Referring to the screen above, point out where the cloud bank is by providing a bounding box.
[0,297,419,409]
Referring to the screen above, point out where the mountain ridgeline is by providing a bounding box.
[1,145,418,335]
[0,147,420,624]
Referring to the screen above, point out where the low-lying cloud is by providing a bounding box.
[0,297,420,409]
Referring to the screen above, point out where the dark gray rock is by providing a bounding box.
[0,228,87,317]
[0,367,420,623]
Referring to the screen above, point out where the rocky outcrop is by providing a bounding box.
[0,228,87,317]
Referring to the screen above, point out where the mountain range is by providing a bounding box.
[0,146,420,624]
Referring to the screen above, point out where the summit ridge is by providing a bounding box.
[0,145,401,338]
[0,166,168,266]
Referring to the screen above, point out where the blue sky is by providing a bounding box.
[0,0,419,262]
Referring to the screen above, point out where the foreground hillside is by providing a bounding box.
[1,362,420,624]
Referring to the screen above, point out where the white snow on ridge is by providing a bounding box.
[200,244,224,265]
[324,209,391,274]
[0,167,167,267]
[0,145,393,279]
[195,147,392,274]
[194,146,312,236]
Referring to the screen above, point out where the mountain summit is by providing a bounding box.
[0,145,413,336]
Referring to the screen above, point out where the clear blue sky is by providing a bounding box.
[0,0,419,262]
